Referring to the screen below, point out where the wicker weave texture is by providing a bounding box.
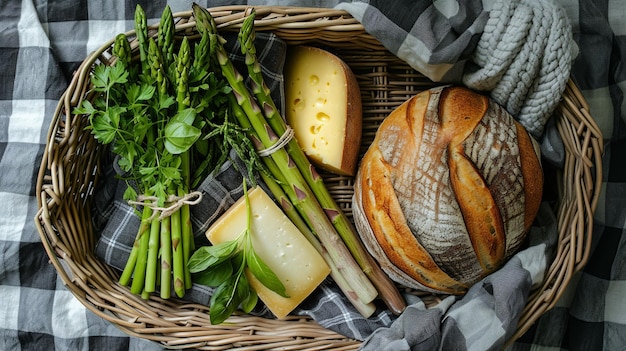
[35,6,603,350]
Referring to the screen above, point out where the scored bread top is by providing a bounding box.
[353,86,543,294]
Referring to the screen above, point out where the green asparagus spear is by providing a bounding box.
[134,4,149,73]
[193,30,211,75]
[147,37,169,105]
[130,206,151,294]
[237,11,405,314]
[119,204,151,286]
[160,211,172,298]
[192,3,378,306]
[180,187,193,290]
[176,37,191,112]
[113,33,132,68]
[144,216,160,293]
[157,5,175,69]
[172,36,192,298]
[229,97,377,316]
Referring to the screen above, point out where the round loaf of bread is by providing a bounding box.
[352,86,543,295]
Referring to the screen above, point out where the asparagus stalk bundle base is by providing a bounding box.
[77,4,233,300]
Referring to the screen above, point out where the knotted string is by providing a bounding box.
[257,126,295,157]
[128,191,203,221]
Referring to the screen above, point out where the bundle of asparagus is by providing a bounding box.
[192,4,405,316]
[76,5,237,299]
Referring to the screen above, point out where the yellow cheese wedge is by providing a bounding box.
[205,186,330,319]
[285,46,362,176]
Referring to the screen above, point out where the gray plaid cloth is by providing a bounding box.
[6,0,624,350]
[93,2,568,348]
[338,0,576,138]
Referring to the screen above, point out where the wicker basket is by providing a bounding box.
[35,6,603,350]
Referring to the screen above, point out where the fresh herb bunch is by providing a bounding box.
[188,180,288,325]
[74,4,259,299]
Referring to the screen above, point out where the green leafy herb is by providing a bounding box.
[73,4,248,300]
[189,180,288,324]
[164,108,201,154]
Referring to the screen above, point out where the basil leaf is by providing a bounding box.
[238,274,258,313]
[164,120,201,154]
[246,249,288,298]
[172,107,197,125]
[209,239,240,258]
[209,275,240,325]
[188,246,216,272]
[188,240,238,273]
[195,138,209,156]
[191,260,232,287]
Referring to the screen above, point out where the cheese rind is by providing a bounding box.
[285,46,362,176]
[205,187,330,319]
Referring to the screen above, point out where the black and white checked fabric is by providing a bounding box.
[1,0,624,350]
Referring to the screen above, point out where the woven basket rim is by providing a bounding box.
[35,5,604,350]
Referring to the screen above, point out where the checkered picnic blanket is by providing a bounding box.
[1,0,624,350]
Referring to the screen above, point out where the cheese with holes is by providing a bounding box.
[205,186,330,319]
[285,46,362,176]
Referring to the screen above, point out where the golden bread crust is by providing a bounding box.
[353,86,543,294]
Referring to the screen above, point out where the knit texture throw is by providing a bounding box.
[463,0,577,137]
[340,0,577,138]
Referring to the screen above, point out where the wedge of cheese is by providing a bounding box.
[285,45,362,176]
[205,186,330,319]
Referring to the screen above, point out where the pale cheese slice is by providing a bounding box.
[285,46,362,176]
[205,186,330,319]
